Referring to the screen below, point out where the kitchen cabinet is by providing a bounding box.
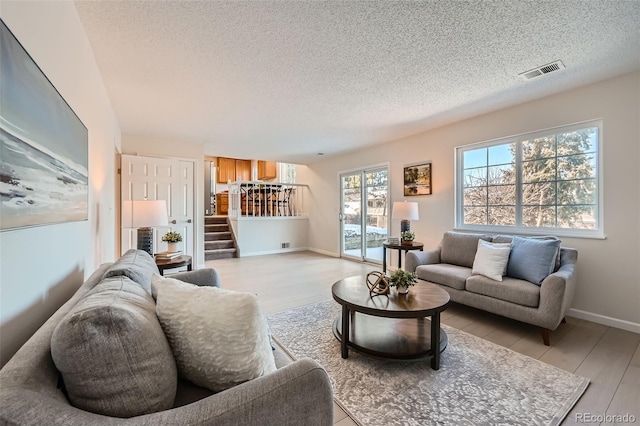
[235,159,251,181]
[217,158,236,183]
[216,193,228,215]
[217,157,251,183]
[258,161,277,180]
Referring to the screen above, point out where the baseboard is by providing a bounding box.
[239,247,307,257]
[568,308,640,334]
[307,247,340,258]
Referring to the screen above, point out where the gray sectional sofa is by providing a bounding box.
[406,232,578,345]
[0,250,333,425]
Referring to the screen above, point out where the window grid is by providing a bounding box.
[456,121,601,237]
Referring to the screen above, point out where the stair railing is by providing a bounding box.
[228,181,308,219]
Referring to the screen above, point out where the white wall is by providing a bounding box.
[299,71,640,331]
[0,1,121,366]
[231,217,309,256]
[121,133,205,268]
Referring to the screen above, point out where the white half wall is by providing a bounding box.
[0,1,121,366]
[231,217,308,256]
[299,71,640,331]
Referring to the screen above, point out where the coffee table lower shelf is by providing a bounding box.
[332,313,448,361]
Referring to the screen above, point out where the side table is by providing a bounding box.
[156,255,192,276]
[382,241,424,273]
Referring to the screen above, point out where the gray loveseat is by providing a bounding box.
[0,250,333,425]
[406,232,578,345]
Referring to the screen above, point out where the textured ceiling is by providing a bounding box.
[74,1,640,164]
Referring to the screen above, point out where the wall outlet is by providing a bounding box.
[281,242,290,248]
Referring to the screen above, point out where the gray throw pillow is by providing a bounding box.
[506,236,561,285]
[102,249,159,294]
[440,232,492,268]
[51,276,177,417]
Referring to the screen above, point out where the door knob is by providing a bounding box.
[171,220,177,224]
[187,219,192,223]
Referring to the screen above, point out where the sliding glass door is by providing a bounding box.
[340,166,388,263]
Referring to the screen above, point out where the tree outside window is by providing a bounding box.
[457,121,600,236]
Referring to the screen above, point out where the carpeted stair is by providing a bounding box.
[204,216,237,260]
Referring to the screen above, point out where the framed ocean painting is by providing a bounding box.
[0,19,88,231]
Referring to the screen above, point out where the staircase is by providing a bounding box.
[204,216,237,260]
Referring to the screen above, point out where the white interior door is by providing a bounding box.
[121,154,195,259]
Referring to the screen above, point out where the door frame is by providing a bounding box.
[119,154,197,264]
[338,162,390,263]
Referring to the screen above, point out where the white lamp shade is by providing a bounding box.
[392,201,419,220]
[122,200,168,228]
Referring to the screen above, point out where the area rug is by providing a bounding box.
[267,300,589,426]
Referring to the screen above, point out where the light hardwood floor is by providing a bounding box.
[205,251,639,426]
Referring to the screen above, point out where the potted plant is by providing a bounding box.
[388,269,417,294]
[401,230,415,244]
[162,231,183,252]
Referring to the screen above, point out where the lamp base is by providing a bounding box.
[137,227,154,256]
[400,220,410,234]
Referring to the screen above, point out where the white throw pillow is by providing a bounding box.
[471,240,512,282]
[151,274,276,392]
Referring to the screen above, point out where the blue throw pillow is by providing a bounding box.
[506,236,561,285]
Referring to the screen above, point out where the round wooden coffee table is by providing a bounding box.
[331,275,450,370]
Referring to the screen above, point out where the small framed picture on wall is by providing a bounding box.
[404,162,432,196]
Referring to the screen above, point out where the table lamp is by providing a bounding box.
[125,200,169,256]
[392,201,419,234]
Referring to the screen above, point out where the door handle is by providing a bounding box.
[338,212,344,221]
[171,220,177,224]
[187,219,192,223]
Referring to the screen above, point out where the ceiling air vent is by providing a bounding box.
[519,60,565,81]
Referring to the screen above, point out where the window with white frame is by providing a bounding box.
[455,120,602,237]
[279,163,297,184]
